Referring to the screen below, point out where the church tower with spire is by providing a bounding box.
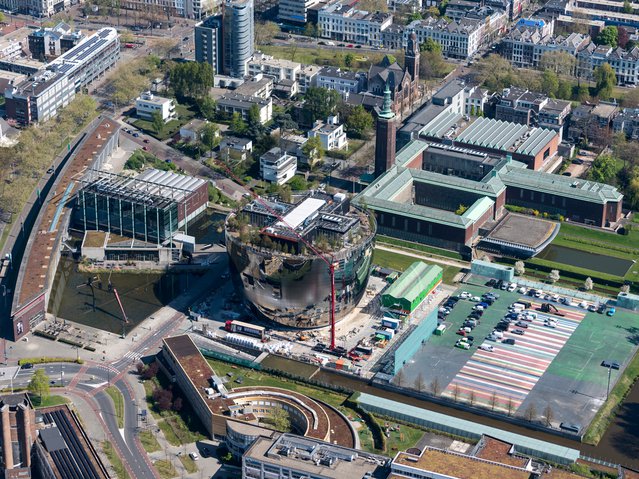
[374,84,397,178]
[405,32,420,90]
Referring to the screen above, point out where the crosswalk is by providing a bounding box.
[442,309,585,413]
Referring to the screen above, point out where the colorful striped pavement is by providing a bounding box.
[442,306,585,413]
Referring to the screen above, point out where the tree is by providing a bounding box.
[623,87,639,108]
[557,80,573,100]
[264,406,291,432]
[151,111,165,135]
[506,397,514,416]
[420,38,442,54]
[548,269,560,283]
[414,373,425,392]
[621,284,631,293]
[230,112,247,136]
[199,96,217,121]
[344,52,355,67]
[588,154,618,183]
[345,105,373,138]
[304,87,341,123]
[541,69,559,97]
[199,123,220,158]
[594,63,616,99]
[430,377,441,396]
[623,0,633,13]
[420,50,448,80]
[618,26,630,48]
[581,277,594,291]
[172,397,183,412]
[490,391,498,411]
[539,51,576,77]
[0,12,6,23]
[142,361,159,380]
[288,175,308,191]
[304,22,317,38]
[475,54,520,91]
[395,369,405,387]
[452,384,460,402]
[255,21,280,45]
[468,390,476,406]
[523,403,537,422]
[302,135,324,164]
[514,261,525,276]
[576,84,590,102]
[28,369,50,402]
[596,26,618,47]
[170,62,214,99]
[153,388,173,411]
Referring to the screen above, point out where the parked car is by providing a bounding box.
[607,307,616,317]
[571,158,584,165]
[518,287,527,294]
[512,329,525,335]
[455,340,470,350]
[515,321,529,328]
[597,303,607,314]
[560,422,580,433]
[588,304,597,312]
[479,344,494,352]
[20,363,33,370]
[460,292,471,299]
[502,338,516,345]
[470,296,481,302]
[507,283,517,292]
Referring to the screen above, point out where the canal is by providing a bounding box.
[536,244,633,277]
[261,355,639,468]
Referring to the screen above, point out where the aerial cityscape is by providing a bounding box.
[0,0,638,476]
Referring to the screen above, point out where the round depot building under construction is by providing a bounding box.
[225,191,375,329]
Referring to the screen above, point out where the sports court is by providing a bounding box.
[399,282,639,428]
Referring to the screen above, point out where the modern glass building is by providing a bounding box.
[73,170,208,244]
[223,0,254,78]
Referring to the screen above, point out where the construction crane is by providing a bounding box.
[214,159,339,350]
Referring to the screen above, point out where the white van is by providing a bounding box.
[511,302,527,310]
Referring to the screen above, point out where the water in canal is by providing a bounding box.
[261,355,639,468]
[48,256,201,334]
[536,244,633,277]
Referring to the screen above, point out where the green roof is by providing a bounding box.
[395,141,429,168]
[356,393,581,465]
[383,262,442,304]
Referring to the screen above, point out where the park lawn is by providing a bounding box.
[557,223,639,251]
[103,441,130,479]
[138,430,161,453]
[30,395,69,408]
[106,386,125,428]
[179,455,198,474]
[157,415,206,447]
[154,459,177,479]
[372,249,462,285]
[376,235,464,260]
[258,45,394,71]
[131,103,197,141]
[205,358,348,409]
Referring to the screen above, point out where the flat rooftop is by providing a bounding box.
[48,27,117,77]
[392,449,531,479]
[15,118,118,308]
[485,214,557,248]
[244,434,389,479]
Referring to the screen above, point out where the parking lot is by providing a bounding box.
[399,281,639,432]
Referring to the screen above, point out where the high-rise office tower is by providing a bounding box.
[195,15,223,73]
[223,0,254,78]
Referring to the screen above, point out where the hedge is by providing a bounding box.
[344,396,386,451]
[58,338,83,348]
[18,357,83,366]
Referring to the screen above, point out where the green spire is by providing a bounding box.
[379,82,395,120]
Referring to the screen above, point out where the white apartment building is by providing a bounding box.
[247,53,301,81]
[319,3,393,47]
[578,43,639,86]
[308,116,348,151]
[297,65,320,93]
[317,67,365,96]
[217,93,273,123]
[260,147,297,184]
[136,92,177,122]
[405,16,482,59]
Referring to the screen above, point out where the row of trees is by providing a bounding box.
[515,260,596,290]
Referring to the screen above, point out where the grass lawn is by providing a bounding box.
[30,395,69,408]
[558,223,639,251]
[358,416,424,454]
[584,348,639,445]
[205,358,347,408]
[106,386,125,428]
[258,45,394,71]
[178,455,198,474]
[372,249,462,285]
[154,459,177,479]
[103,441,130,479]
[376,235,464,261]
[138,430,161,453]
[131,103,198,141]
